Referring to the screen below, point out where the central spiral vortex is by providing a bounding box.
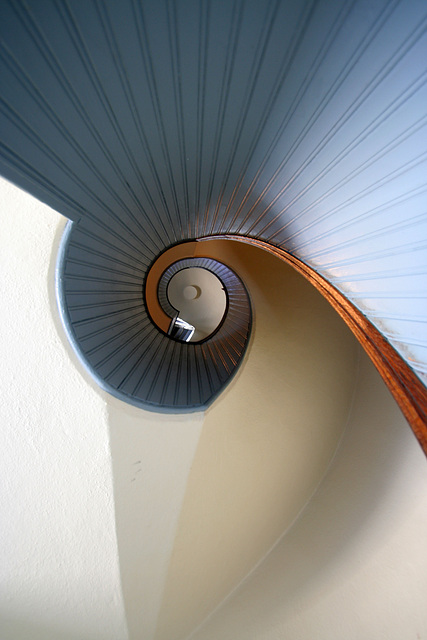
[57,227,252,411]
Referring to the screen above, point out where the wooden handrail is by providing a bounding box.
[197,235,427,456]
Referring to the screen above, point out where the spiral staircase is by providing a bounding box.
[1,0,426,437]
[1,1,427,639]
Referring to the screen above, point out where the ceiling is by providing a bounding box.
[0,0,426,388]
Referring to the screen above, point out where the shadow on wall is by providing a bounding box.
[1,188,128,639]
[108,402,205,640]
[108,240,364,640]
[46,230,427,640]
[109,240,427,640]
[253,355,413,605]
[0,614,100,640]
[153,241,362,640]
[191,352,426,640]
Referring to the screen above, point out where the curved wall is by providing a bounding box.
[0,178,128,640]
[190,350,427,640]
[154,240,360,640]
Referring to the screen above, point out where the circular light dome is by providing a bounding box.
[167,267,227,342]
[183,286,200,300]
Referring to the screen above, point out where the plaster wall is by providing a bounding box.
[155,241,360,640]
[0,177,206,640]
[0,177,129,640]
[108,401,204,640]
[191,351,427,640]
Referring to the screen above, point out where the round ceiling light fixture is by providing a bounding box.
[164,265,227,342]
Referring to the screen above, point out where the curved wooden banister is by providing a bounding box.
[199,235,427,456]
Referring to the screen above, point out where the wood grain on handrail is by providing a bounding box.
[145,234,427,454]
[198,235,427,456]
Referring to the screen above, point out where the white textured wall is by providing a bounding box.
[0,178,128,640]
[0,177,206,640]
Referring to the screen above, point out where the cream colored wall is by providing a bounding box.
[155,241,360,640]
[0,178,127,639]
[0,177,205,640]
[190,351,427,640]
[0,178,130,639]
[108,401,204,640]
